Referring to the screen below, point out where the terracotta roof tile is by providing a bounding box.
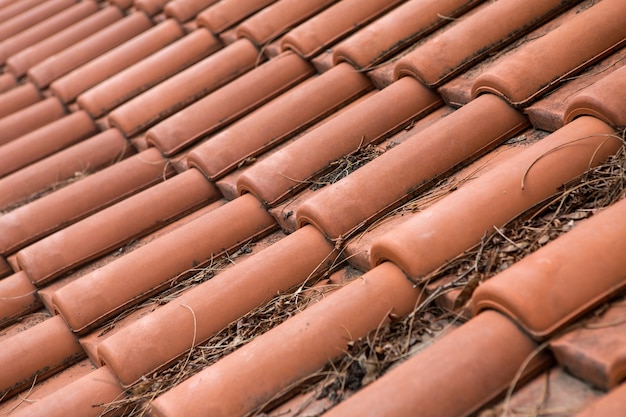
[17,169,219,287]
[0,110,97,178]
[195,0,276,34]
[164,0,220,24]
[551,300,626,390]
[371,116,620,280]
[146,50,314,156]
[150,262,419,417]
[472,0,626,106]
[77,27,221,118]
[0,97,66,146]
[98,225,337,386]
[565,61,626,128]
[0,148,173,255]
[0,82,41,119]
[0,0,98,64]
[135,0,171,16]
[50,18,185,104]
[395,0,577,88]
[5,5,124,77]
[526,50,626,131]
[297,94,527,241]
[280,0,403,59]
[7,365,126,417]
[0,0,625,415]
[0,128,129,212]
[237,76,442,206]
[322,310,550,417]
[27,11,153,89]
[0,315,83,398]
[472,192,626,339]
[235,0,336,47]
[333,0,481,70]
[108,37,258,136]
[0,0,50,24]
[51,193,276,333]
[0,271,40,328]
[0,0,77,43]
[188,62,373,180]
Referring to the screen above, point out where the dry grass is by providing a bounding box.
[309,144,383,191]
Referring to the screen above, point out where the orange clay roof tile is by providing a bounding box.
[76,27,221,118]
[187,62,373,180]
[146,50,315,156]
[5,5,124,77]
[27,11,154,89]
[0,128,129,211]
[0,110,97,178]
[164,0,220,24]
[0,0,98,65]
[107,37,258,136]
[50,19,185,104]
[0,0,625,415]
[195,0,276,34]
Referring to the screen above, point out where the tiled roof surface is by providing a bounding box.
[0,0,625,416]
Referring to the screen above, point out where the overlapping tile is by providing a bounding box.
[0,0,625,415]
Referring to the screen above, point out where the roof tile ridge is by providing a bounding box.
[107,37,258,137]
[0,0,49,25]
[0,315,84,399]
[0,271,40,329]
[150,261,420,417]
[5,5,124,78]
[76,27,221,119]
[187,62,373,181]
[0,110,97,178]
[50,193,277,334]
[321,310,550,417]
[197,1,276,38]
[0,148,172,255]
[332,0,482,71]
[97,224,337,386]
[234,0,337,47]
[146,50,314,156]
[370,116,620,280]
[49,18,185,104]
[280,0,404,60]
[6,366,126,417]
[0,0,77,44]
[394,0,579,88]
[296,94,528,241]
[164,0,221,24]
[26,10,154,89]
[471,0,626,107]
[237,76,442,206]
[16,168,220,286]
[0,0,99,65]
[0,128,130,212]
[0,97,66,148]
[564,60,626,128]
[472,173,626,339]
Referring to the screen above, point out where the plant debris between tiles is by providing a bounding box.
[99,130,626,417]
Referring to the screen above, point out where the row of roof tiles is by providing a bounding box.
[0,0,625,416]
